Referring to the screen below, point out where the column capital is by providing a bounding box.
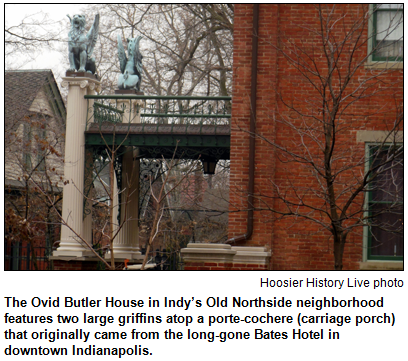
[61,77,102,92]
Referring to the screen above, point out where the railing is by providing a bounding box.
[93,102,124,124]
[85,95,231,130]
[140,247,185,271]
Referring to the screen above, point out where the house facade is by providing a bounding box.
[227,4,403,270]
[5,70,66,270]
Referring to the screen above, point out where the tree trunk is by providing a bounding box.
[333,236,345,270]
[141,199,162,270]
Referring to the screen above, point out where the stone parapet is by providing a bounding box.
[181,243,271,270]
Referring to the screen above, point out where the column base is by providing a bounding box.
[52,248,95,257]
[52,237,94,258]
[105,250,144,262]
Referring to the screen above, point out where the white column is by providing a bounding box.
[82,147,93,244]
[54,77,101,257]
[105,98,142,260]
[132,99,143,124]
[111,147,142,260]
[82,84,99,244]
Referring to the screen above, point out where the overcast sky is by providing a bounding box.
[5,3,80,24]
[5,4,86,77]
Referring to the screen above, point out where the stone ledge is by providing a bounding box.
[186,243,233,250]
[359,261,403,270]
[125,263,156,270]
[364,62,403,70]
[232,246,271,265]
[181,244,235,263]
[65,71,99,79]
[181,243,271,268]
[356,130,403,143]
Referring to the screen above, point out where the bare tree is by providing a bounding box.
[139,158,230,267]
[233,4,403,270]
[5,11,65,69]
[140,150,200,270]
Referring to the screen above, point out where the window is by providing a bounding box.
[367,146,403,260]
[372,4,403,61]
[22,117,48,172]
[23,123,32,171]
[36,127,47,171]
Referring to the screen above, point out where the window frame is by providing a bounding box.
[371,4,404,62]
[365,143,403,261]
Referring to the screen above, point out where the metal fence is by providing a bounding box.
[4,241,52,271]
[140,247,185,271]
[154,249,185,271]
[86,95,231,130]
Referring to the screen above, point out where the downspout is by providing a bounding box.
[228,4,259,243]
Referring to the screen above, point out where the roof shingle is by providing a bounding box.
[5,70,61,128]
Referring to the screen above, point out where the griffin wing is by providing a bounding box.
[133,35,143,76]
[117,35,128,74]
[86,13,100,58]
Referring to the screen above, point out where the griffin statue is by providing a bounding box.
[117,35,143,91]
[67,14,99,74]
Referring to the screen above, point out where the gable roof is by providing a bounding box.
[5,70,66,129]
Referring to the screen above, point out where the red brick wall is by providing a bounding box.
[229,4,279,249]
[229,4,403,270]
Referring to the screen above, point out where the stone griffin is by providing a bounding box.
[67,14,99,74]
[117,35,143,91]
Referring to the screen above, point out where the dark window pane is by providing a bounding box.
[371,149,403,202]
[369,147,403,258]
[375,39,403,59]
[370,213,403,257]
[370,203,403,257]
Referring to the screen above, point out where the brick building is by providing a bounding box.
[227,4,403,270]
